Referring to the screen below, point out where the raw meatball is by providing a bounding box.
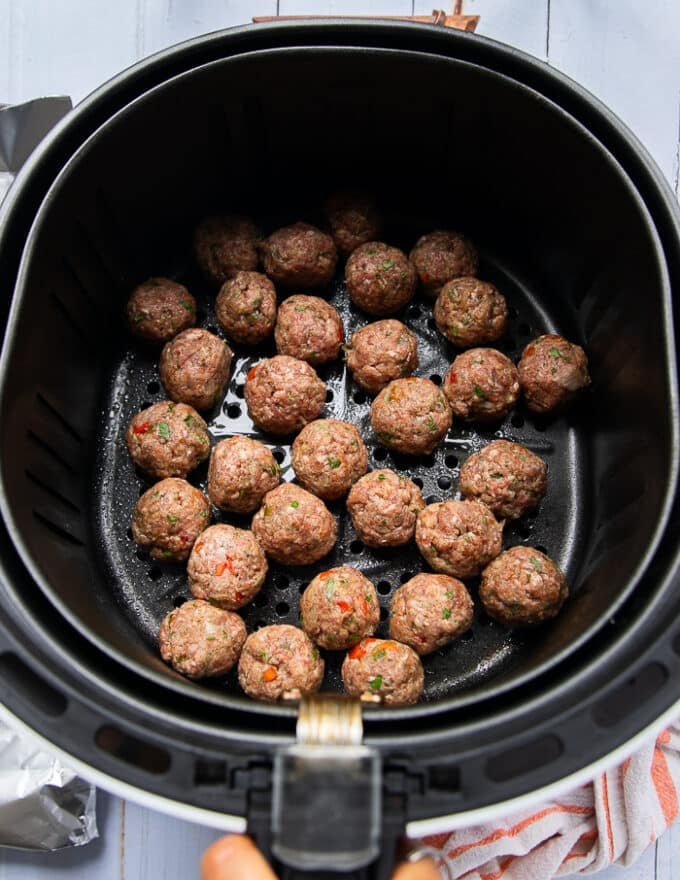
[345,242,416,316]
[300,567,380,650]
[215,271,277,345]
[480,546,568,627]
[252,483,337,565]
[518,334,591,414]
[346,320,419,394]
[126,277,195,343]
[291,419,368,500]
[415,499,503,578]
[193,214,262,287]
[434,277,507,347]
[261,222,337,288]
[126,401,210,480]
[244,355,326,435]
[323,190,382,256]
[459,439,547,520]
[159,599,246,679]
[207,436,280,514]
[389,574,473,655]
[443,348,520,423]
[371,378,451,455]
[238,625,324,702]
[409,230,479,298]
[274,295,344,366]
[341,638,424,706]
[187,523,268,610]
[346,469,424,548]
[159,328,232,411]
[132,478,210,562]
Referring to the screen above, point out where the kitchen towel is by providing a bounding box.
[414,723,680,878]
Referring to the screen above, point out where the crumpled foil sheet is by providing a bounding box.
[0,94,97,851]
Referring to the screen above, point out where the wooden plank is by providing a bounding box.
[413,0,550,59]
[548,0,680,188]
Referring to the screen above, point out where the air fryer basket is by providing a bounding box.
[0,22,679,876]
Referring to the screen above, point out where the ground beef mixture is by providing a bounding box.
[208,436,280,514]
[126,401,210,480]
[215,271,277,345]
[187,523,268,610]
[159,599,246,679]
[434,276,507,347]
[127,277,196,343]
[291,419,368,500]
[132,477,210,562]
[371,378,451,454]
[244,355,326,435]
[345,242,416,316]
[300,567,379,650]
[251,483,337,565]
[409,230,479,298]
[518,334,590,413]
[345,319,418,394]
[261,222,337,288]
[341,637,424,705]
[238,624,324,701]
[443,348,520,423]
[480,546,568,627]
[389,573,474,655]
[346,469,424,548]
[323,190,382,256]
[415,499,503,578]
[274,295,344,366]
[193,214,262,287]
[159,328,232,411]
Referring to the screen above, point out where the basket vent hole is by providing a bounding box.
[274,575,289,590]
[146,380,160,394]
[141,400,152,409]
[511,414,525,428]
[437,476,452,490]
[426,495,439,504]
[399,572,413,584]
[377,581,392,596]
[276,602,290,616]
[95,725,170,775]
[235,384,245,399]
[373,447,388,462]
[408,305,421,318]
[227,404,241,419]
[353,390,367,405]
[350,540,364,555]
[252,592,268,608]
[0,653,67,718]
[148,566,163,581]
[135,549,148,562]
[534,419,548,433]
[195,760,227,786]
[172,596,187,608]
[429,374,442,386]
[421,454,436,469]
[486,733,563,783]
[126,527,133,540]
[272,449,285,464]
[206,325,217,335]
[445,455,458,469]
[412,477,424,489]
[460,629,474,641]
[518,522,532,538]
[427,317,437,330]
[379,606,388,621]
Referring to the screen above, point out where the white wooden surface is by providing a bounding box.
[0,1,679,878]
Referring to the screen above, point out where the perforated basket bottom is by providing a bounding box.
[94,237,587,703]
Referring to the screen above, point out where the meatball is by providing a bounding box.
[207,436,280,514]
[252,483,337,565]
[409,230,479,298]
[345,242,416,316]
[126,277,195,343]
[261,222,337,289]
[323,190,382,256]
[341,638,424,706]
[159,328,232,411]
[193,214,262,287]
[238,625,324,702]
[300,567,380,650]
[132,478,210,562]
[371,378,451,455]
[274,295,344,366]
[518,334,591,414]
[346,320,419,394]
[291,420,368,501]
[389,574,473,655]
[443,348,520,423]
[244,355,326,436]
[434,277,508,347]
[346,469,424,548]
[415,500,503,578]
[480,546,568,627]
[459,439,547,520]
[215,271,277,345]
[159,599,246,679]
[126,401,210,480]
[187,523,268,610]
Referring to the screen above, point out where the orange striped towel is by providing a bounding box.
[414,724,680,878]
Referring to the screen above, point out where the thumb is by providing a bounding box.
[201,834,278,880]
[392,855,443,880]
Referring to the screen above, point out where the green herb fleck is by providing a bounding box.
[132,312,146,323]
[206,636,216,641]
[382,259,394,270]
[490,472,504,479]
[369,675,383,691]
[445,590,454,599]
[157,421,171,440]
[372,648,387,660]
[167,402,175,412]
[377,473,386,481]
[325,578,335,599]
[365,593,373,602]
[290,500,299,509]
[473,385,486,400]
[162,550,174,558]
[312,647,319,661]
[442,608,452,620]
[530,556,543,573]
[267,463,280,476]
[328,456,341,469]
[548,347,570,360]
[366,246,377,255]
[180,300,194,312]
[378,431,393,443]
[426,416,437,432]
[167,514,179,524]
[184,414,196,427]
[449,324,459,337]
[294,304,309,312]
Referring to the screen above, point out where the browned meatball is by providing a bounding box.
[126,278,195,343]
[346,469,424,548]
[126,401,210,480]
[132,478,210,562]
[291,420,368,501]
[187,524,268,610]
[345,242,416,316]
[300,567,380,650]
[345,320,419,394]
[261,222,337,289]
[238,625,324,702]
[274,295,344,366]
[159,328,232,411]
[252,483,337,565]
[434,277,508,347]
[207,436,280,514]
[389,574,473,655]
[518,334,591,414]
[244,356,326,436]
[159,599,246,679]
[371,378,451,455]
[480,546,568,627]
[323,191,382,256]
[443,348,520,423]
[193,214,262,287]
[409,230,479,298]
[415,500,503,578]
[459,440,547,520]
[341,638,424,705]
[215,271,277,345]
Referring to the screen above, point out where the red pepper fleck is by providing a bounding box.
[195,541,205,553]
[247,366,258,380]
[180,534,189,544]
[338,325,344,343]
[448,372,457,385]
[420,272,431,283]
[133,421,151,434]
[262,666,278,683]
[235,591,244,602]
[318,570,334,580]
[215,558,235,577]
[402,377,419,381]
[336,600,353,614]
[348,643,366,660]
[358,596,370,617]
[525,345,536,357]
